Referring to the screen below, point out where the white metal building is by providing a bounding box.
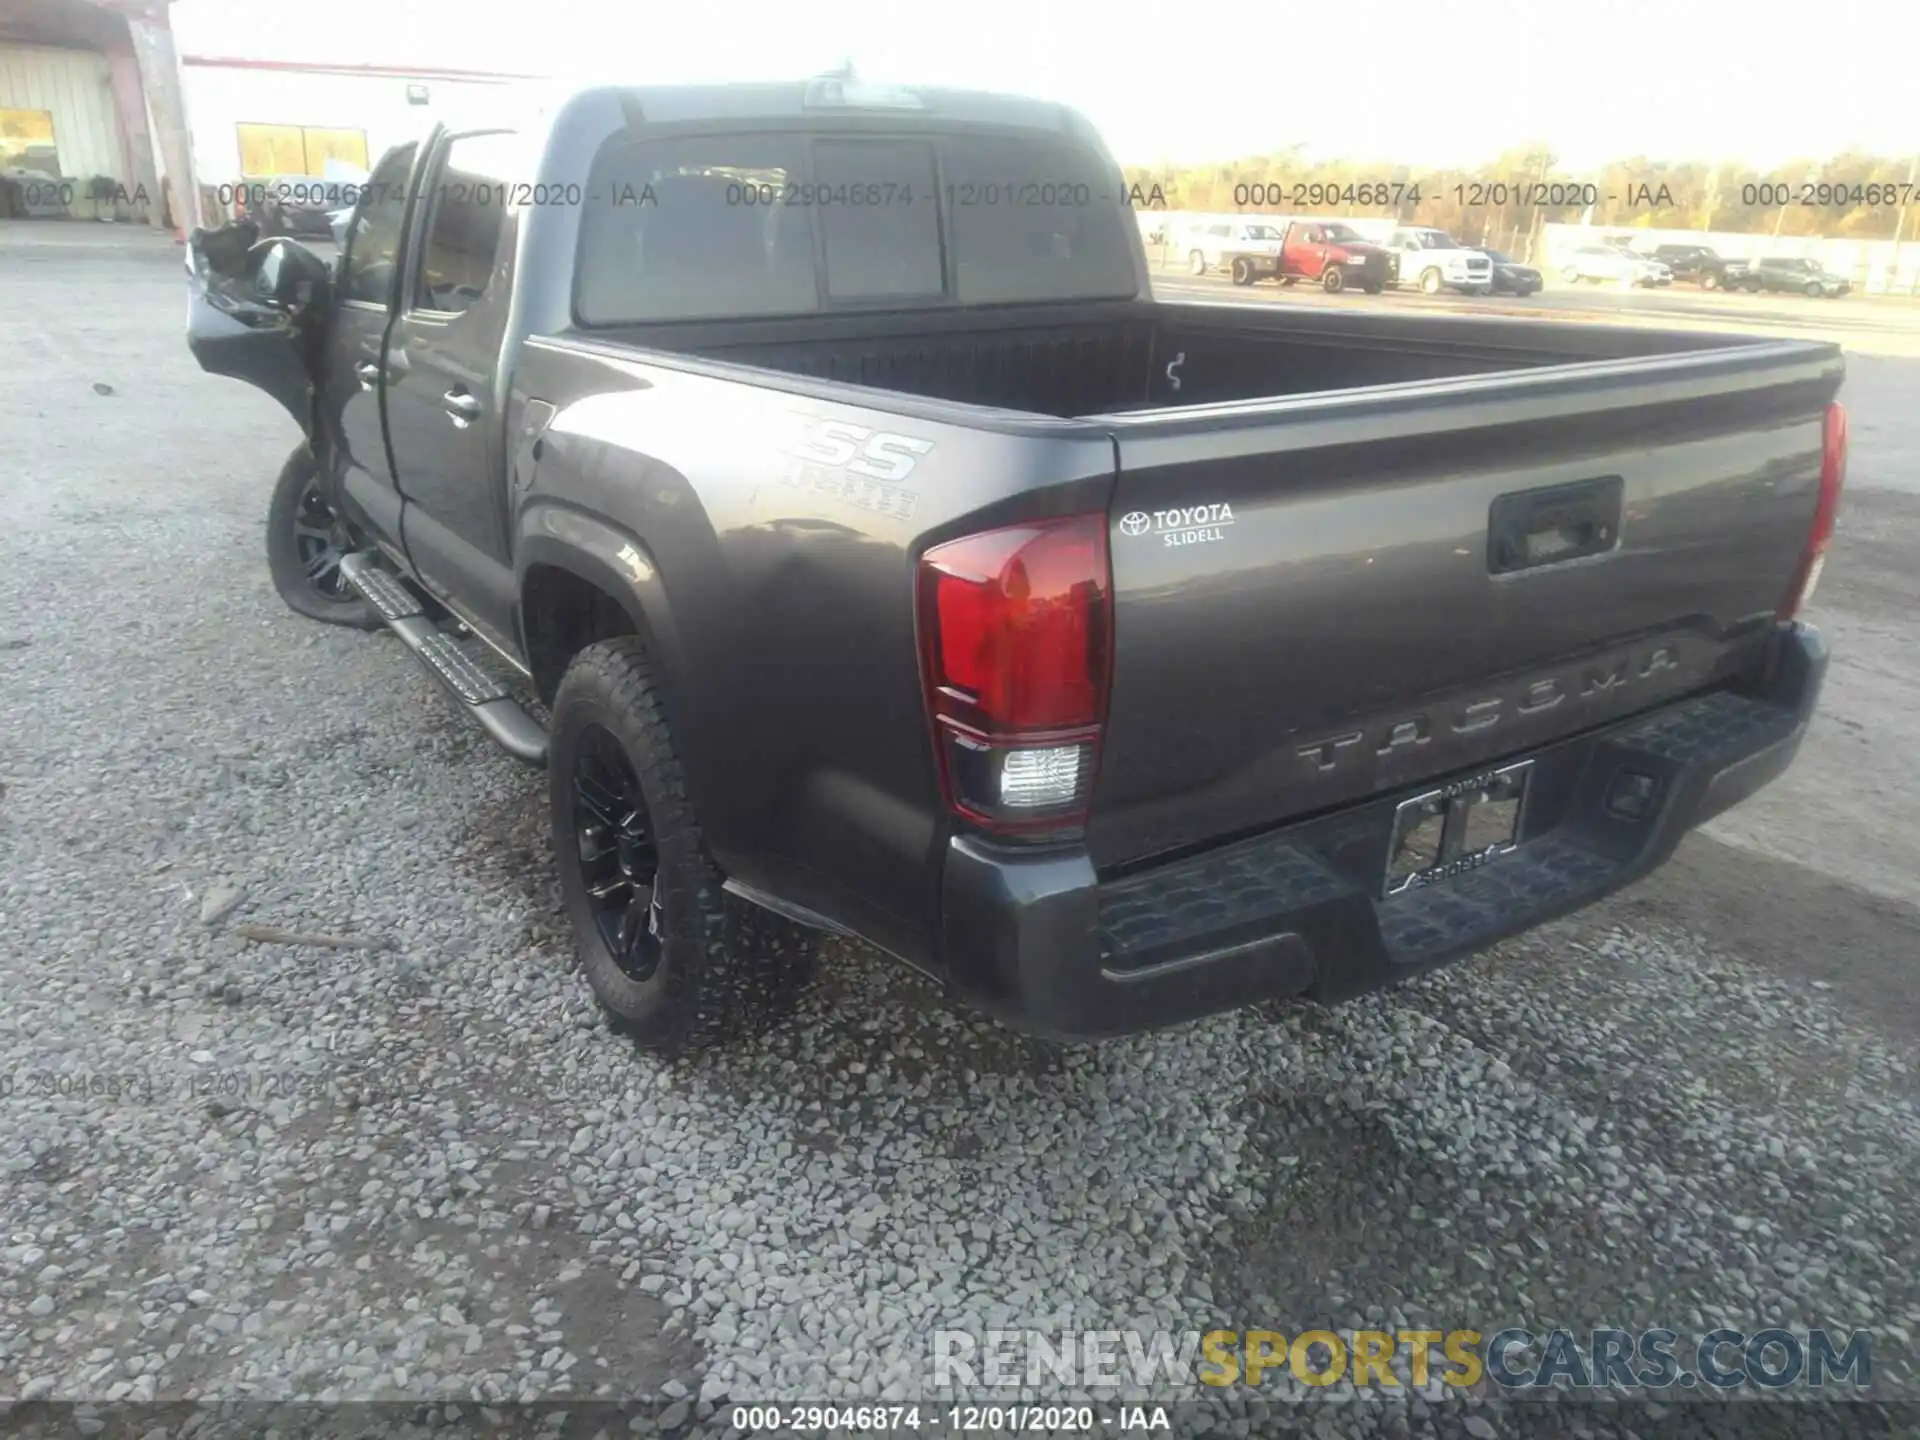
[1,0,191,227]
[2,6,538,231]
[179,57,540,191]
[0,43,123,183]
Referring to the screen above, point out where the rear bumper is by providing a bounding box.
[940,623,1827,1039]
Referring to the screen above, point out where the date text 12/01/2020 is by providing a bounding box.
[729,1406,1168,1433]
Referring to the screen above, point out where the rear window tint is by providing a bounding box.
[576,129,1136,323]
[576,134,818,324]
[814,139,943,302]
[940,136,1137,304]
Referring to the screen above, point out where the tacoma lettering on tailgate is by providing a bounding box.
[1297,643,1681,773]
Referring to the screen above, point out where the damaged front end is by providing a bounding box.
[185,220,334,430]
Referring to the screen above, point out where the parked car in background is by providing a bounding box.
[1475,249,1542,296]
[1180,219,1287,284]
[1746,257,1851,297]
[1275,221,1394,293]
[1383,227,1493,294]
[1561,245,1672,288]
[242,175,354,238]
[1646,243,1742,290]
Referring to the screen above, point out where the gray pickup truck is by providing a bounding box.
[186,76,1847,1055]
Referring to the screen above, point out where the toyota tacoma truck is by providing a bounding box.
[186,77,1847,1055]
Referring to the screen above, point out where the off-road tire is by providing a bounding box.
[1419,267,1444,295]
[549,637,815,1055]
[1321,266,1345,293]
[265,444,379,629]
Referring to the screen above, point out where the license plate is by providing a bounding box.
[1383,760,1534,897]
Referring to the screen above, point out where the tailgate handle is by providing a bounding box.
[1487,476,1623,575]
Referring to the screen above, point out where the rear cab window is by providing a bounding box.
[938,135,1137,304]
[814,139,942,301]
[575,133,818,323]
[573,127,1137,324]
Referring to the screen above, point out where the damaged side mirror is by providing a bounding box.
[186,221,333,429]
[188,224,332,328]
[251,237,333,314]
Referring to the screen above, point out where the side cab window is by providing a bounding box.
[412,131,519,315]
[340,143,418,308]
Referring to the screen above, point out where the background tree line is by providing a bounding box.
[1122,147,1920,250]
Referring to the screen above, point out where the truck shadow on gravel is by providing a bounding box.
[1199,1017,1909,1364]
[453,775,573,956]
[453,782,1077,1101]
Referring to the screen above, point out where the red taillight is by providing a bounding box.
[917,514,1112,833]
[1778,402,1848,621]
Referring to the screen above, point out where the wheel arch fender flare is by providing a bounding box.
[514,505,715,813]
[516,503,682,680]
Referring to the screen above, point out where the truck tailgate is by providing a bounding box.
[1089,340,1843,871]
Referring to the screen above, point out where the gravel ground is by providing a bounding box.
[2,227,1917,1439]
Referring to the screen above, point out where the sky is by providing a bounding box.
[168,0,1920,172]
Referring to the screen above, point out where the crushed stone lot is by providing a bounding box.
[2,229,1918,1439]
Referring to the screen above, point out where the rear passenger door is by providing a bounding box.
[383,130,521,650]
[320,140,417,550]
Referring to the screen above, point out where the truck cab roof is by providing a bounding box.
[406,77,1103,159]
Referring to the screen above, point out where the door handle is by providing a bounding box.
[354,362,381,390]
[442,389,482,427]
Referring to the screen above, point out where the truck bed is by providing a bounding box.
[550,299,1839,876]
[587,299,1753,418]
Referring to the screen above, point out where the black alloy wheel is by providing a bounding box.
[570,722,664,983]
[265,443,379,628]
[292,482,358,603]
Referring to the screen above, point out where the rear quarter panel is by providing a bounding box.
[513,340,1118,963]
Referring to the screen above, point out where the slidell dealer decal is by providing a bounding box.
[1117,502,1235,547]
